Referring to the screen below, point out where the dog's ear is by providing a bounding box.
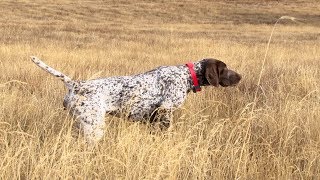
[204,59,226,87]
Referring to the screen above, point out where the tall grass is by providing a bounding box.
[1,1,320,179]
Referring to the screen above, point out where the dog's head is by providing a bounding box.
[201,58,241,87]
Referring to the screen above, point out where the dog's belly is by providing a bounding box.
[104,92,162,119]
[103,88,163,121]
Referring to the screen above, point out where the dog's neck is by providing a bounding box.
[184,59,210,93]
[193,60,210,86]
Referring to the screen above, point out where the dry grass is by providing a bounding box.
[1,0,320,179]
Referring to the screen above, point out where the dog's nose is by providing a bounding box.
[229,72,241,85]
[236,73,242,81]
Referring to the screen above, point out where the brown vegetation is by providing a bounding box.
[0,0,319,179]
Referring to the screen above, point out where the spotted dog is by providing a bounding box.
[31,56,241,144]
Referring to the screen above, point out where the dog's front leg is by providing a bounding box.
[154,108,173,130]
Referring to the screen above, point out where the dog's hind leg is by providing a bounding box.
[72,100,106,146]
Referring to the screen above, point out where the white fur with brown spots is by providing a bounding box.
[31,56,241,145]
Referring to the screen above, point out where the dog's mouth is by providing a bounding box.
[219,74,241,87]
[219,82,229,87]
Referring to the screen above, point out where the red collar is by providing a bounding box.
[186,62,201,93]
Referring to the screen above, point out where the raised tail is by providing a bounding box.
[31,56,74,88]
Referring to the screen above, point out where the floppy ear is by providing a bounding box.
[204,59,226,87]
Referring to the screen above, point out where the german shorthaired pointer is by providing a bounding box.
[31,56,241,144]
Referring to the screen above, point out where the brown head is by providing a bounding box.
[201,58,241,87]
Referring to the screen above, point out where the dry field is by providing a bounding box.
[1,0,320,179]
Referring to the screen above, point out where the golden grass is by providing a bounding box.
[1,0,320,179]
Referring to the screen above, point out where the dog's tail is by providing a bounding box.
[30,56,74,88]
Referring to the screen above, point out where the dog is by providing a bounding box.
[31,56,241,144]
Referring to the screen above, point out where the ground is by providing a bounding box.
[0,0,319,179]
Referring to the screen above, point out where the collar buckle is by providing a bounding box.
[192,85,201,93]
